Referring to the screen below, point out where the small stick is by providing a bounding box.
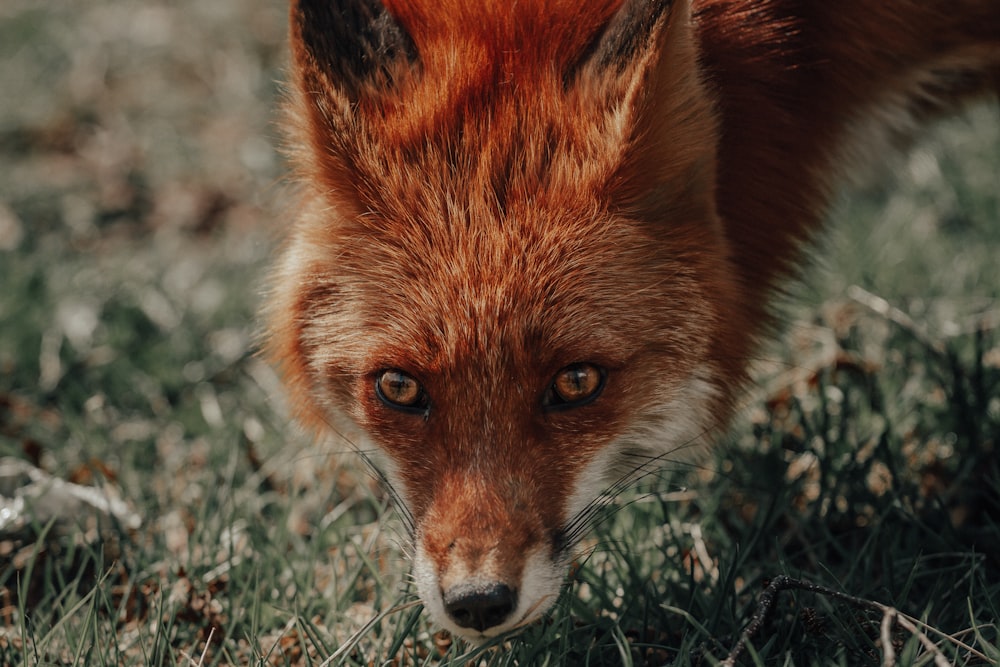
[847,286,948,362]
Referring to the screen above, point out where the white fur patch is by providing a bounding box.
[411,541,452,634]
[559,368,719,549]
[617,369,720,462]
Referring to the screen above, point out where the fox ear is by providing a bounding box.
[288,0,419,213]
[581,0,720,222]
[580,0,676,74]
[289,0,416,112]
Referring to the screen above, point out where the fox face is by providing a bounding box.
[270,0,745,638]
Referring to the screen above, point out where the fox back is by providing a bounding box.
[270,0,1000,640]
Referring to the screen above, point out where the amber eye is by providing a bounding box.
[545,363,605,410]
[375,369,429,414]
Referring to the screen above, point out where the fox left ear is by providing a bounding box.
[578,0,676,74]
[577,0,720,223]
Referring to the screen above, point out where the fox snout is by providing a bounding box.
[416,545,559,638]
[410,475,567,637]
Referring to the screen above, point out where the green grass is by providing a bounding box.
[1,1,998,665]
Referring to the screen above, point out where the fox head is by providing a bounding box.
[270,0,747,640]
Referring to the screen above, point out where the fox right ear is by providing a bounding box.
[289,0,416,112]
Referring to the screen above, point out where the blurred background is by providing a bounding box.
[1,0,288,474]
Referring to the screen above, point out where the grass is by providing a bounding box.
[1,1,998,665]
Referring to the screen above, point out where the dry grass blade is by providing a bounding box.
[319,599,423,666]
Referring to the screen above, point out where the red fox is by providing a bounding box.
[268,0,1000,640]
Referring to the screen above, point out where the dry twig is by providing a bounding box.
[721,575,988,666]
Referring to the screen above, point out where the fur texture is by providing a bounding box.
[270,0,1000,639]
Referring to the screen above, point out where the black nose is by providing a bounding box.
[442,582,518,632]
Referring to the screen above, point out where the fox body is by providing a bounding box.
[270,0,1000,640]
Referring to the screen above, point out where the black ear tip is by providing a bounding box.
[292,0,416,87]
[581,0,676,71]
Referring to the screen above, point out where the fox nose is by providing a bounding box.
[442,582,518,632]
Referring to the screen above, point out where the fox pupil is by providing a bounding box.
[377,370,422,408]
[553,364,603,404]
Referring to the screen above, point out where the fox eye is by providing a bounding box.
[375,369,429,414]
[545,363,605,410]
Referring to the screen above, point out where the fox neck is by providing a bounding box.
[699,0,1000,326]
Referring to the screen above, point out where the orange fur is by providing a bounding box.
[269,0,1000,639]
